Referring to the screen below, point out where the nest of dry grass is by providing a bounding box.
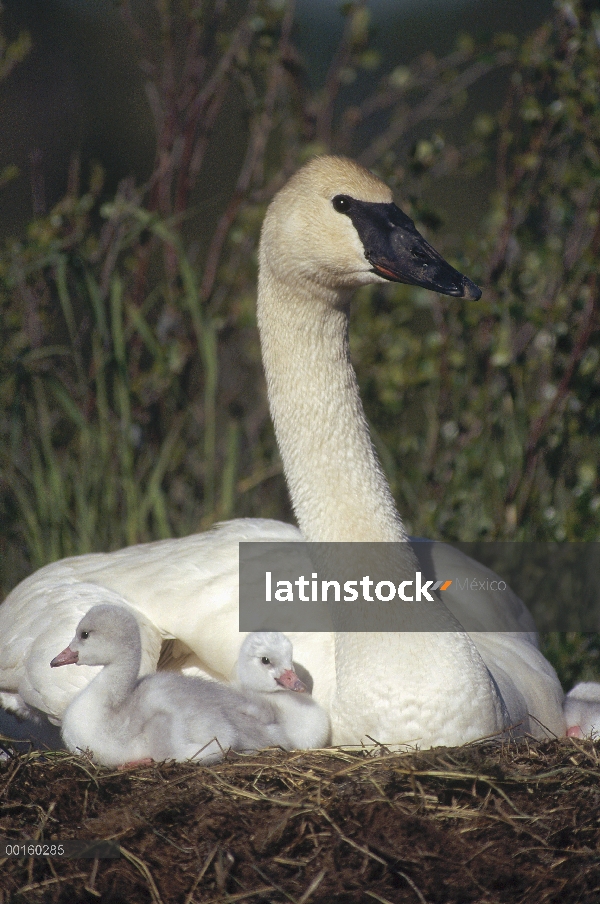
[0,737,599,904]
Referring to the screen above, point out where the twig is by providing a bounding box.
[249,860,300,904]
[16,874,88,895]
[297,868,326,904]
[120,845,164,904]
[203,887,275,904]
[360,51,513,168]
[183,844,218,904]
[315,2,367,148]
[507,264,598,508]
[174,2,260,214]
[199,0,296,307]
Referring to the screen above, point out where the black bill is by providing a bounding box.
[333,194,482,300]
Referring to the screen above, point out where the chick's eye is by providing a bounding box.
[80,631,89,640]
[332,195,351,213]
[261,656,271,665]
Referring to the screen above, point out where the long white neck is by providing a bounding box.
[258,267,409,546]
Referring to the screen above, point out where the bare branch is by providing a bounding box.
[198,0,296,307]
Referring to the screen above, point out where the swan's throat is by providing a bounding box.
[258,270,410,547]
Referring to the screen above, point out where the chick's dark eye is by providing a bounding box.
[332,195,351,213]
[80,631,89,640]
[261,656,271,665]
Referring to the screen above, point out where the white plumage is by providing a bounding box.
[564,683,600,738]
[50,605,329,767]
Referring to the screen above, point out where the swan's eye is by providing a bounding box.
[80,631,89,640]
[261,656,271,665]
[332,195,351,213]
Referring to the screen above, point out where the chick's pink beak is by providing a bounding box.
[50,646,79,668]
[276,668,306,692]
[566,725,583,738]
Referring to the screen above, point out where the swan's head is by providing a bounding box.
[50,604,140,668]
[236,632,306,694]
[260,155,481,299]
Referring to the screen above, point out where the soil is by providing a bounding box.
[0,737,599,903]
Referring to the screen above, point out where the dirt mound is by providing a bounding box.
[1,738,599,903]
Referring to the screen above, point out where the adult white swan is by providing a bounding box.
[0,156,565,746]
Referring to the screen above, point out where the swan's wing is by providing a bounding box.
[412,540,538,637]
[406,542,567,738]
[472,632,565,738]
[0,518,302,725]
[0,580,162,724]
